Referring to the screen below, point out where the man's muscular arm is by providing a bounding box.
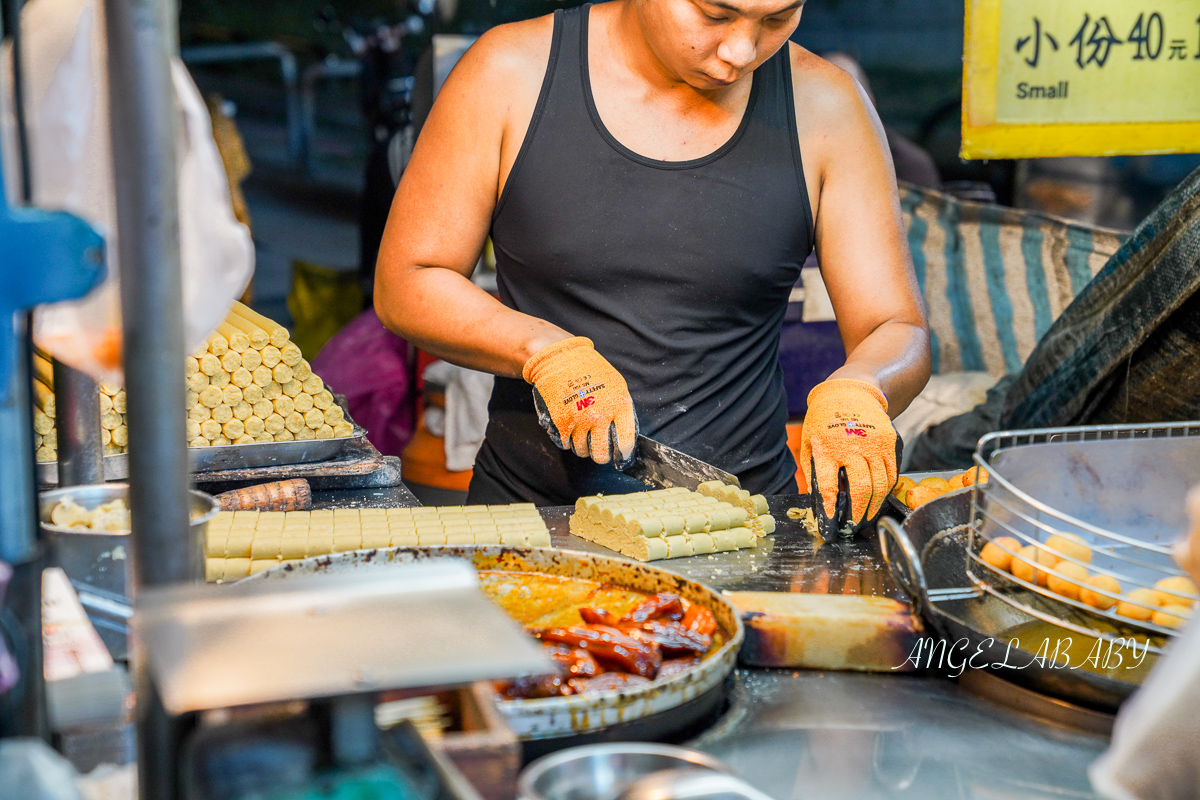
[373,18,570,378]
[792,47,931,417]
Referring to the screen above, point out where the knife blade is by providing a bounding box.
[621,435,741,490]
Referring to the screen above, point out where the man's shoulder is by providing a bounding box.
[785,42,874,128]
[459,14,557,87]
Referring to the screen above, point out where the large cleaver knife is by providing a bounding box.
[621,435,741,490]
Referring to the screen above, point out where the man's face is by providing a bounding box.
[636,0,805,89]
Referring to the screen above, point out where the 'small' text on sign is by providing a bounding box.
[963,0,1200,159]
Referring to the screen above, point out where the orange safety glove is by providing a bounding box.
[523,336,639,467]
[800,378,900,537]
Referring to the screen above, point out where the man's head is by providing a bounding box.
[633,0,806,90]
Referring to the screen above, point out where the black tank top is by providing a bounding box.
[470,4,814,505]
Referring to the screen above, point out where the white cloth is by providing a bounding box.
[11,0,253,382]
[893,371,999,469]
[1089,617,1200,800]
[423,361,493,473]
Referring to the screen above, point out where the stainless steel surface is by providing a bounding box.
[690,670,1107,800]
[36,420,369,484]
[519,743,732,800]
[39,484,218,660]
[880,491,1145,712]
[249,546,744,740]
[313,481,421,509]
[46,667,132,732]
[36,452,127,484]
[616,768,775,800]
[53,361,104,486]
[623,436,742,491]
[187,421,368,472]
[138,560,551,714]
[957,669,1114,737]
[971,423,1198,644]
[542,495,906,599]
[0,333,48,740]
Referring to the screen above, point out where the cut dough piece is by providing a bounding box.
[697,481,775,536]
[568,488,760,561]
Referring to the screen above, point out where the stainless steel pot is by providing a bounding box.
[518,743,732,800]
[39,483,219,658]
[878,491,1146,713]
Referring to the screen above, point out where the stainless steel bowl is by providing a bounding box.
[518,743,732,800]
[39,483,218,659]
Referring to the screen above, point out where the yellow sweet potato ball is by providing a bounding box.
[1116,588,1160,622]
[1047,562,1090,602]
[980,536,1022,573]
[1080,574,1122,611]
[1045,533,1092,565]
[1152,604,1192,629]
[904,485,944,509]
[1154,576,1198,608]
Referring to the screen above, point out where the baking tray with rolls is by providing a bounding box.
[37,404,368,485]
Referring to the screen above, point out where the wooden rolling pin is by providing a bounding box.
[214,478,312,512]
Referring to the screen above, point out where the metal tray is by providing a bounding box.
[37,410,367,485]
[249,546,744,742]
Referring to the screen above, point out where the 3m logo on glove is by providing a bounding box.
[523,336,639,467]
[801,378,898,532]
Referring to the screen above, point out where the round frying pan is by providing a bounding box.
[877,492,1148,713]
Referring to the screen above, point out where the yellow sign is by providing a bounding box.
[963,0,1200,159]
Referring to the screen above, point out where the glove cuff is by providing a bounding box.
[807,378,889,414]
[522,336,593,384]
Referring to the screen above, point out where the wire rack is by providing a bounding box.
[966,422,1200,653]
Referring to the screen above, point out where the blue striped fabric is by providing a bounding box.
[979,207,1021,374]
[1021,225,1054,339]
[938,199,986,371]
[900,190,939,373]
[899,182,1126,376]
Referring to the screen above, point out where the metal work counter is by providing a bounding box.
[692,670,1107,799]
[541,495,907,598]
[309,484,1110,798]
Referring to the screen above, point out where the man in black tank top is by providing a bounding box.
[375,0,931,531]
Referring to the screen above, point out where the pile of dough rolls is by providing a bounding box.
[187,302,352,445]
[34,302,352,460]
[32,350,129,462]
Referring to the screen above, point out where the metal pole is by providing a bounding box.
[53,361,104,486]
[0,1,47,745]
[104,0,188,797]
[0,323,48,742]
